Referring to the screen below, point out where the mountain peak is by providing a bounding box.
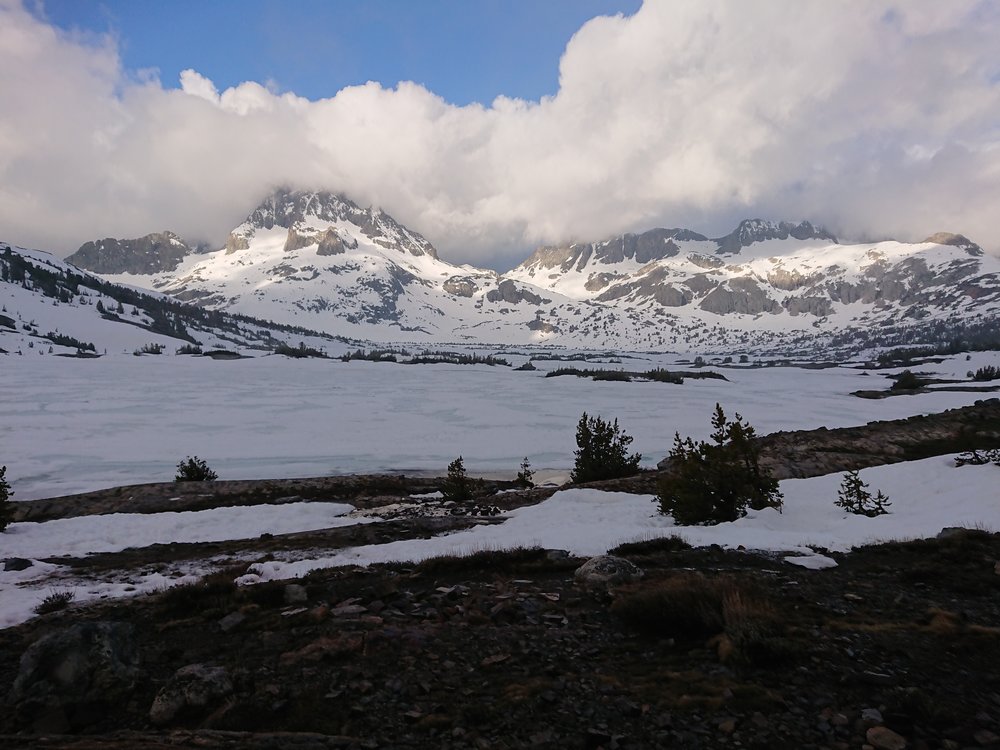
[229,188,438,260]
[715,220,837,254]
[923,232,983,257]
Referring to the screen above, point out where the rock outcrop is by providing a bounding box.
[68,231,193,274]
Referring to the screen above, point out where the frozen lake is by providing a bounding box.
[3,350,997,500]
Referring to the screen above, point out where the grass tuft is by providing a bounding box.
[34,589,74,615]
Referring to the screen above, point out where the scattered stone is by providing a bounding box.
[861,708,885,725]
[149,663,234,726]
[218,611,246,633]
[866,725,907,750]
[574,555,644,588]
[331,604,368,617]
[975,729,1000,745]
[3,557,32,572]
[284,584,308,604]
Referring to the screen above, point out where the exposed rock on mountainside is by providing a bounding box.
[713,219,836,255]
[67,231,195,274]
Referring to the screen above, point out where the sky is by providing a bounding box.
[3,0,1000,270]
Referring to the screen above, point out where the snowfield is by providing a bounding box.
[1,349,999,629]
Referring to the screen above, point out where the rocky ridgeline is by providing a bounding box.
[752,397,1000,479]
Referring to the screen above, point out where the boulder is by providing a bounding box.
[7,621,140,732]
[149,663,233,726]
[574,555,644,588]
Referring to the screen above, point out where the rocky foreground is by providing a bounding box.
[3,532,1000,750]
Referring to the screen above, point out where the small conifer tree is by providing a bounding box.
[175,456,218,482]
[516,457,535,488]
[0,465,14,532]
[571,413,642,483]
[657,404,782,525]
[442,456,472,502]
[835,470,891,517]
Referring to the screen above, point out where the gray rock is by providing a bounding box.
[149,663,233,726]
[861,707,884,725]
[218,611,246,633]
[284,584,308,604]
[574,555,644,588]
[866,725,907,750]
[3,557,32,571]
[700,277,781,315]
[67,231,193,274]
[443,276,481,298]
[8,621,140,731]
[937,526,971,540]
[487,279,545,306]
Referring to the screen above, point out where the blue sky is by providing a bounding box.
[37,0,641,105]
[4,1,1000,267]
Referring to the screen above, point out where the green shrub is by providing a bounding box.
[890,369,923,390]
[970,365,1000,382]
[441,456,472,502]
[274,342,327,358]
[571,412,642,483]
[955,449,1000,467]
[0,465,13,532]
[835,470,891,517]
[656,404,782,525]
[608,535,692,556]
[175,456,218,482]
[134,342,164,356]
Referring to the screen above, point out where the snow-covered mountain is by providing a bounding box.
[76,189,568,344]
[0,242,342,357]
[64,190,1000,353]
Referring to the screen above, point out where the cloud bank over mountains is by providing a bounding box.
[2,0,1000,269]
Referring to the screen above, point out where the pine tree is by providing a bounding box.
[571,413,642,483]
[657,404,782,525]
[835,470,891,517]
[441,456,472,502]
[516,457,534,488]
[0,465,14,532]
[175,456,218,482]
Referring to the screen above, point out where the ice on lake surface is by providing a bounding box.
[4,350,999,500]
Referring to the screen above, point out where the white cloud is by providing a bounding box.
[2,0,1000,270]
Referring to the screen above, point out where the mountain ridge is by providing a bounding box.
[55,189,1000,353]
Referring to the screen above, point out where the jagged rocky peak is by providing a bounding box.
[923,232,983,257]
[225,188,439,259]
[714,220,837,255]
[520,227,710,272]
[67,231,194,275]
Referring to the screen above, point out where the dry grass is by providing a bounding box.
[611,572,785,664]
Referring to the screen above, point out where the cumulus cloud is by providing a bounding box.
[2,0,1000,269]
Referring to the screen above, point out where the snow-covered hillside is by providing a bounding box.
[87,190,569,346]
[70,192,1000,353]
[0,242,342,358]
